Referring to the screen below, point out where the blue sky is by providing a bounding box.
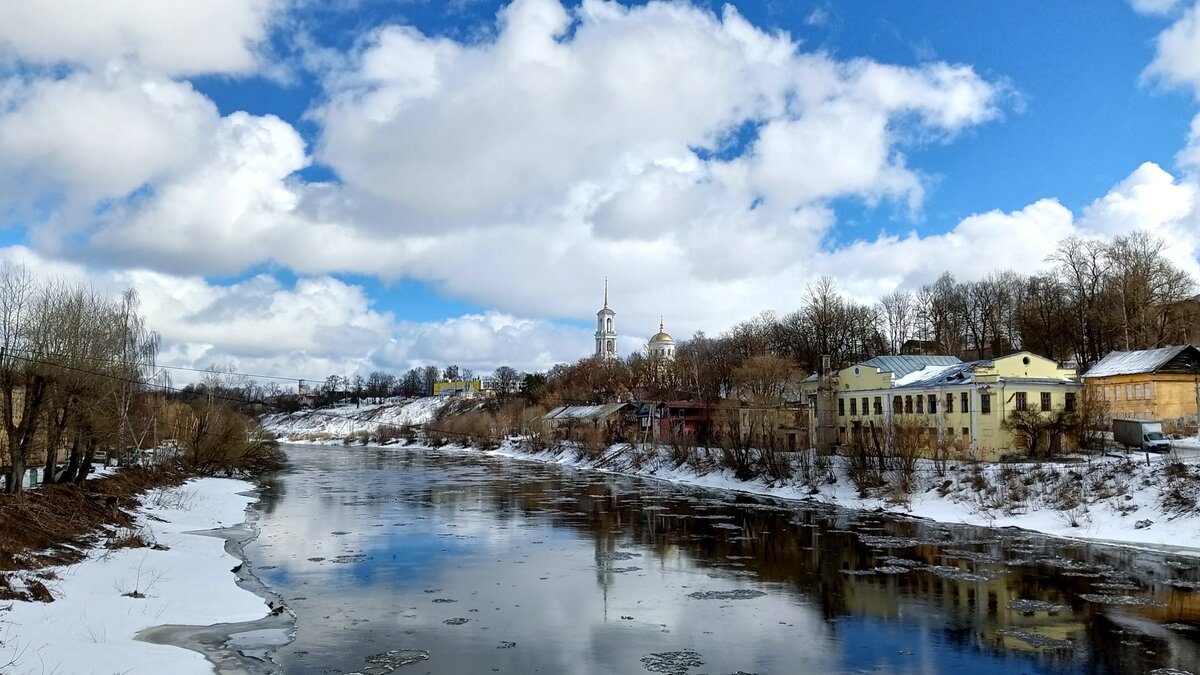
[0,0,1198,379]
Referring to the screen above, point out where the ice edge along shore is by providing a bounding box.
[0,477,272,675]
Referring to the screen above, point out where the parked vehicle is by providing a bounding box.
[1112,419,1172,453]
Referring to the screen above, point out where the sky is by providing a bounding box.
[1,0,1200,385]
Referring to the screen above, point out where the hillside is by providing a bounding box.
[260,397,448,442]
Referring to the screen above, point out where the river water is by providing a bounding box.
[241,444,1200,674]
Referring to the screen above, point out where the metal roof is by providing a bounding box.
[892,360,987,388]
[1083,345,1200,378]
[860,354,962,380]
[543,403,631,421]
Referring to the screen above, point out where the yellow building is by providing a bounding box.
[1082,345,1200,424]
[433,379,483,396]
[833,352,1080,460]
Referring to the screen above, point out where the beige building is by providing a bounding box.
[833,352,1080,459]
[1082,345,1200,425]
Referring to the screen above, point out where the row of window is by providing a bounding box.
[837,390,1077,416]
[838,426,971,438]
[838,392,985,417]
[1099,383,1153,402]
[1013,391,1076,412]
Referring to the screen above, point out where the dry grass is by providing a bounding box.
[0,465,187,573]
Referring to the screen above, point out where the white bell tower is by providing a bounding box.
[595,278,617,359]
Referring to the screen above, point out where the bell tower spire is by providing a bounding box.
[595,278,617,359]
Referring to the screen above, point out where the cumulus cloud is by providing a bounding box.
[316,0,1000,230]
[1145,0,1200,93]
[1,0,1199,378]
[0,0,283,76]
[0,246,587,382]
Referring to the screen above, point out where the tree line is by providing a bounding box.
[527,231,1196,408]
[0,264,281,494]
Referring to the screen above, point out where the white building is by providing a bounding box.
[595,279,618,359]
[648,319,675,361]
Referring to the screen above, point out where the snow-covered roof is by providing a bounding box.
[893,362,980,388]
[1083,345,1200,378]
[860,354,962,379]
[543,403,630,421]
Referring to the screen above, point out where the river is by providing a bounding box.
[237,444,1200,674]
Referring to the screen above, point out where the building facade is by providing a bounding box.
[1082,345,1200,425]
[833,352,1080,459]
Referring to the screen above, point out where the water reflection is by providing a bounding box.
[244,445,1200,674]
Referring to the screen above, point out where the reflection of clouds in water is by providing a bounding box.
[246,445,1200,675]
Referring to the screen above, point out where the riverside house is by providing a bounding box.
[833,352,1080,459]
[1082,345,1200,426]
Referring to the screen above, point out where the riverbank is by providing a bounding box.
[0,477,271,674]
[474,439,1200,555]
[274,432,1200,554]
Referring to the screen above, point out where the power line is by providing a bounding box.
[1,345,316,383]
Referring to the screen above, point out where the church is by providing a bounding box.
[593,280,675,361]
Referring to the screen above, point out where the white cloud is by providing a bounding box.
[315,0,1000,229]
[1145,1,1200,94]
[0,0,283,76]
[0,245,588,382]
[2,0,1198,378]
[0,69,217,205]
[1132,0,1184,16]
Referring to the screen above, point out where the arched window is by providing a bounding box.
[606,318,612,332]
[607,339,614,352]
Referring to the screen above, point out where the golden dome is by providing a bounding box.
[649,318,673,344]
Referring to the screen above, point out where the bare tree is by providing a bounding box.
[878,289,915,355]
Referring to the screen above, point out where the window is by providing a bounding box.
[1015,392,1027,411]
[928,394,937,414]
[1116,386,1123,401]
[905,396,913,413]
[946,393,954,413]
[916,395,924,414]
[962,427,970,437]
[981,394,991,414]
[893,396,903,414]
[849,398,857,416]
[1126,384,1133,401]
[874,397,882,415]
[961,392,970,413]
[1134,384,1143,400]
[838,398,845,417]
[862,397,869,416]
[606,318,612,332]
[1065,392,1076,412]
[1040,392,1051,411]
[1146,382,1154,399]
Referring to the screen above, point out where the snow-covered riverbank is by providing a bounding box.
[275,431,1200,554]
[0,478,269,674]
[470,439,1200,555]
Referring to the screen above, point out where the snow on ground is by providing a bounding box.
[260,397,448,441]
[0,478,267,675]
[470,439,1200,555]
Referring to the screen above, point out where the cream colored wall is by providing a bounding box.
[836,364,892,393]
[991,352,1076,379]
[833,380,1082,459]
